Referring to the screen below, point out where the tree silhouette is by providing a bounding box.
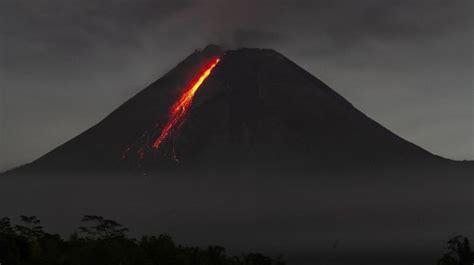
[14,215,44,239]
[0,215,286,265]
[438,235,474,265]
[0,217,14,235]
[78,215,129,239]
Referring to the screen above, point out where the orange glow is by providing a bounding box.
[152,57,220,149]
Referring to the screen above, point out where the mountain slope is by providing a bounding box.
[7,45,451,175]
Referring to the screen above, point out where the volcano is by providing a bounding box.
[6,45,465,176]
[3,45,473,265]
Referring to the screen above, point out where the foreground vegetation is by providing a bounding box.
[437,235,473,265]
[1,215,472,265]
[0,215,285,265]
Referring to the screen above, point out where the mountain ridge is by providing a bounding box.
[4,45,467,176]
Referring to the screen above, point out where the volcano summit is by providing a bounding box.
[7,45,467,176]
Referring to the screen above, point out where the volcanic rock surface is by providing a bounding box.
[6,45,468,176]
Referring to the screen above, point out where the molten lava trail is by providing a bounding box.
[152,57,220,149]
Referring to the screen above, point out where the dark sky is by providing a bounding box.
[1,0,472,171]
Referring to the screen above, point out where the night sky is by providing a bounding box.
[1,0,472,172]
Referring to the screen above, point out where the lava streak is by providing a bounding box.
[152,57,220,149]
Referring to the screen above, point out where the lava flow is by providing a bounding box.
[152,57,220,149]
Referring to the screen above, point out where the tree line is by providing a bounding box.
[0,215,472,265]
[0,215,285,265]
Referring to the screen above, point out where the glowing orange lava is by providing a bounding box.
[152,57,220,149]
